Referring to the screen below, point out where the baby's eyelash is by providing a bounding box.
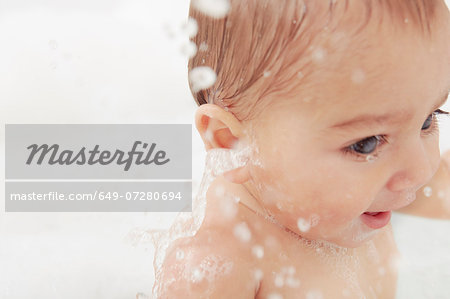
[423,109,450,136]
[342,109,450,161]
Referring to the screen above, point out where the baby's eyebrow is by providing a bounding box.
[328,91,450,131]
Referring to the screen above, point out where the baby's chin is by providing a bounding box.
[319,219,382,248]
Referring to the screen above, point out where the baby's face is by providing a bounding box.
[242,12,450,247]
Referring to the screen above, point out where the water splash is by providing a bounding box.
[152,144,254,297]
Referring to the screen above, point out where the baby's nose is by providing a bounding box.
[386,140,439,193]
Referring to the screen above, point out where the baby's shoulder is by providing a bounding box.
[154,223,259,298]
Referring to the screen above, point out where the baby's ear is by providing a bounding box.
[194,104,244,150]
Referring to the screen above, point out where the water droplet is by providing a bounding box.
[423,186,432,197]
[342,288,351,297]
[48,40,58,50]
[366,155,376,163]
[405,191,416,203]
[215,184,225,197]
[311,47,326,63]
[297,217,311,232]
[182,17,198,38]
[274,274,284,287]
[306,290,323,299]
[254,268,264,281]
[267,293,283,299]
[220,197,238,219]
[285,277,300,288]
[252,245,264,258]
[263,70,271,77]
[293,20,297,24]
[199,41,208,51]
[404,18,409,23]
[192,0,231,19]
[189,66,217,92]
[233,222,251,242]
[180,41,198,58]
[351,68,366,84]
[191,267,204,283]
[297,71,304,79]
[176,249,185,260]
[276,202,283,210]
[63,52,72,61]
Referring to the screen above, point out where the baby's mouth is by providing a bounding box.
[364,211,381,216]
[360,211,391,229]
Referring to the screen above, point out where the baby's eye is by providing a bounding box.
[421,109,449,132]
[345,135,388,157]
[342,109,449,161]
[421,113,434,130]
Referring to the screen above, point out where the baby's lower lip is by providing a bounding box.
[360,211,391,229]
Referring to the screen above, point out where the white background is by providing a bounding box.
[0,0,449,298]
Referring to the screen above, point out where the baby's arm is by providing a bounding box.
[153,231,259,299]
[395,150,450,219]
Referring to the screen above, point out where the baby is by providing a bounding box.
[153,0,450,298]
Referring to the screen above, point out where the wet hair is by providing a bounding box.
[188,0,442,121]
